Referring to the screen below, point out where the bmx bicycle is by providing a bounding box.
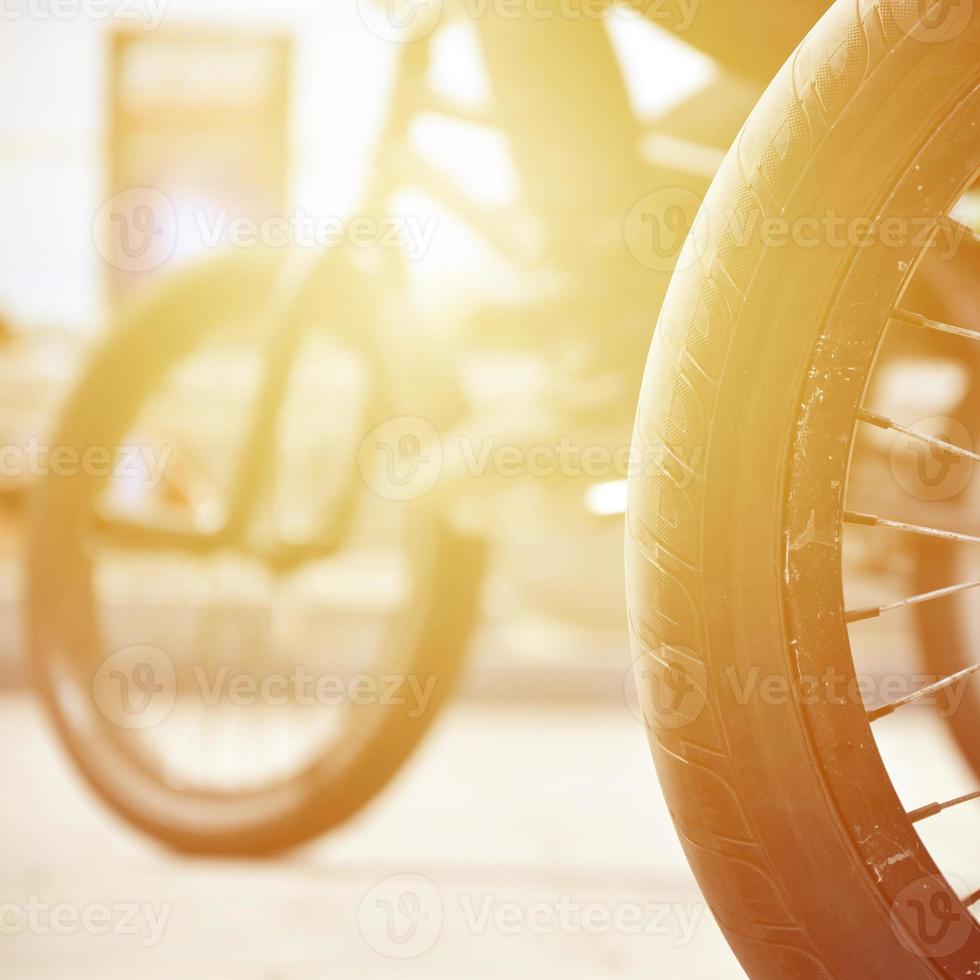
[27,3,723,855]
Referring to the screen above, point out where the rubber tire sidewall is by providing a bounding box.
[628,4,979,977]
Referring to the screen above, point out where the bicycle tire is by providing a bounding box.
[27,248,485,855]
[626,1,980,976]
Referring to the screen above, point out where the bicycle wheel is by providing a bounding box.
[28,248,484,855]
[626,1,980,976]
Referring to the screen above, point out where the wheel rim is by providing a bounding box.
[786,83,980,968]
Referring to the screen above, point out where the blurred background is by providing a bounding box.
[3,1,977,977]
[0,6,753,975]
[0,1,735,687]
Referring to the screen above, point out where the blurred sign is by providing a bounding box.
[104,28,292,302]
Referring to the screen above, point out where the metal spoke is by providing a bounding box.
[858,409,980,465]
[867,665,980,722]
[908,789,980,824]
[846,579,980,623]
[847,209,980,880]
[890,307,980,344]
[844,511,980,546]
